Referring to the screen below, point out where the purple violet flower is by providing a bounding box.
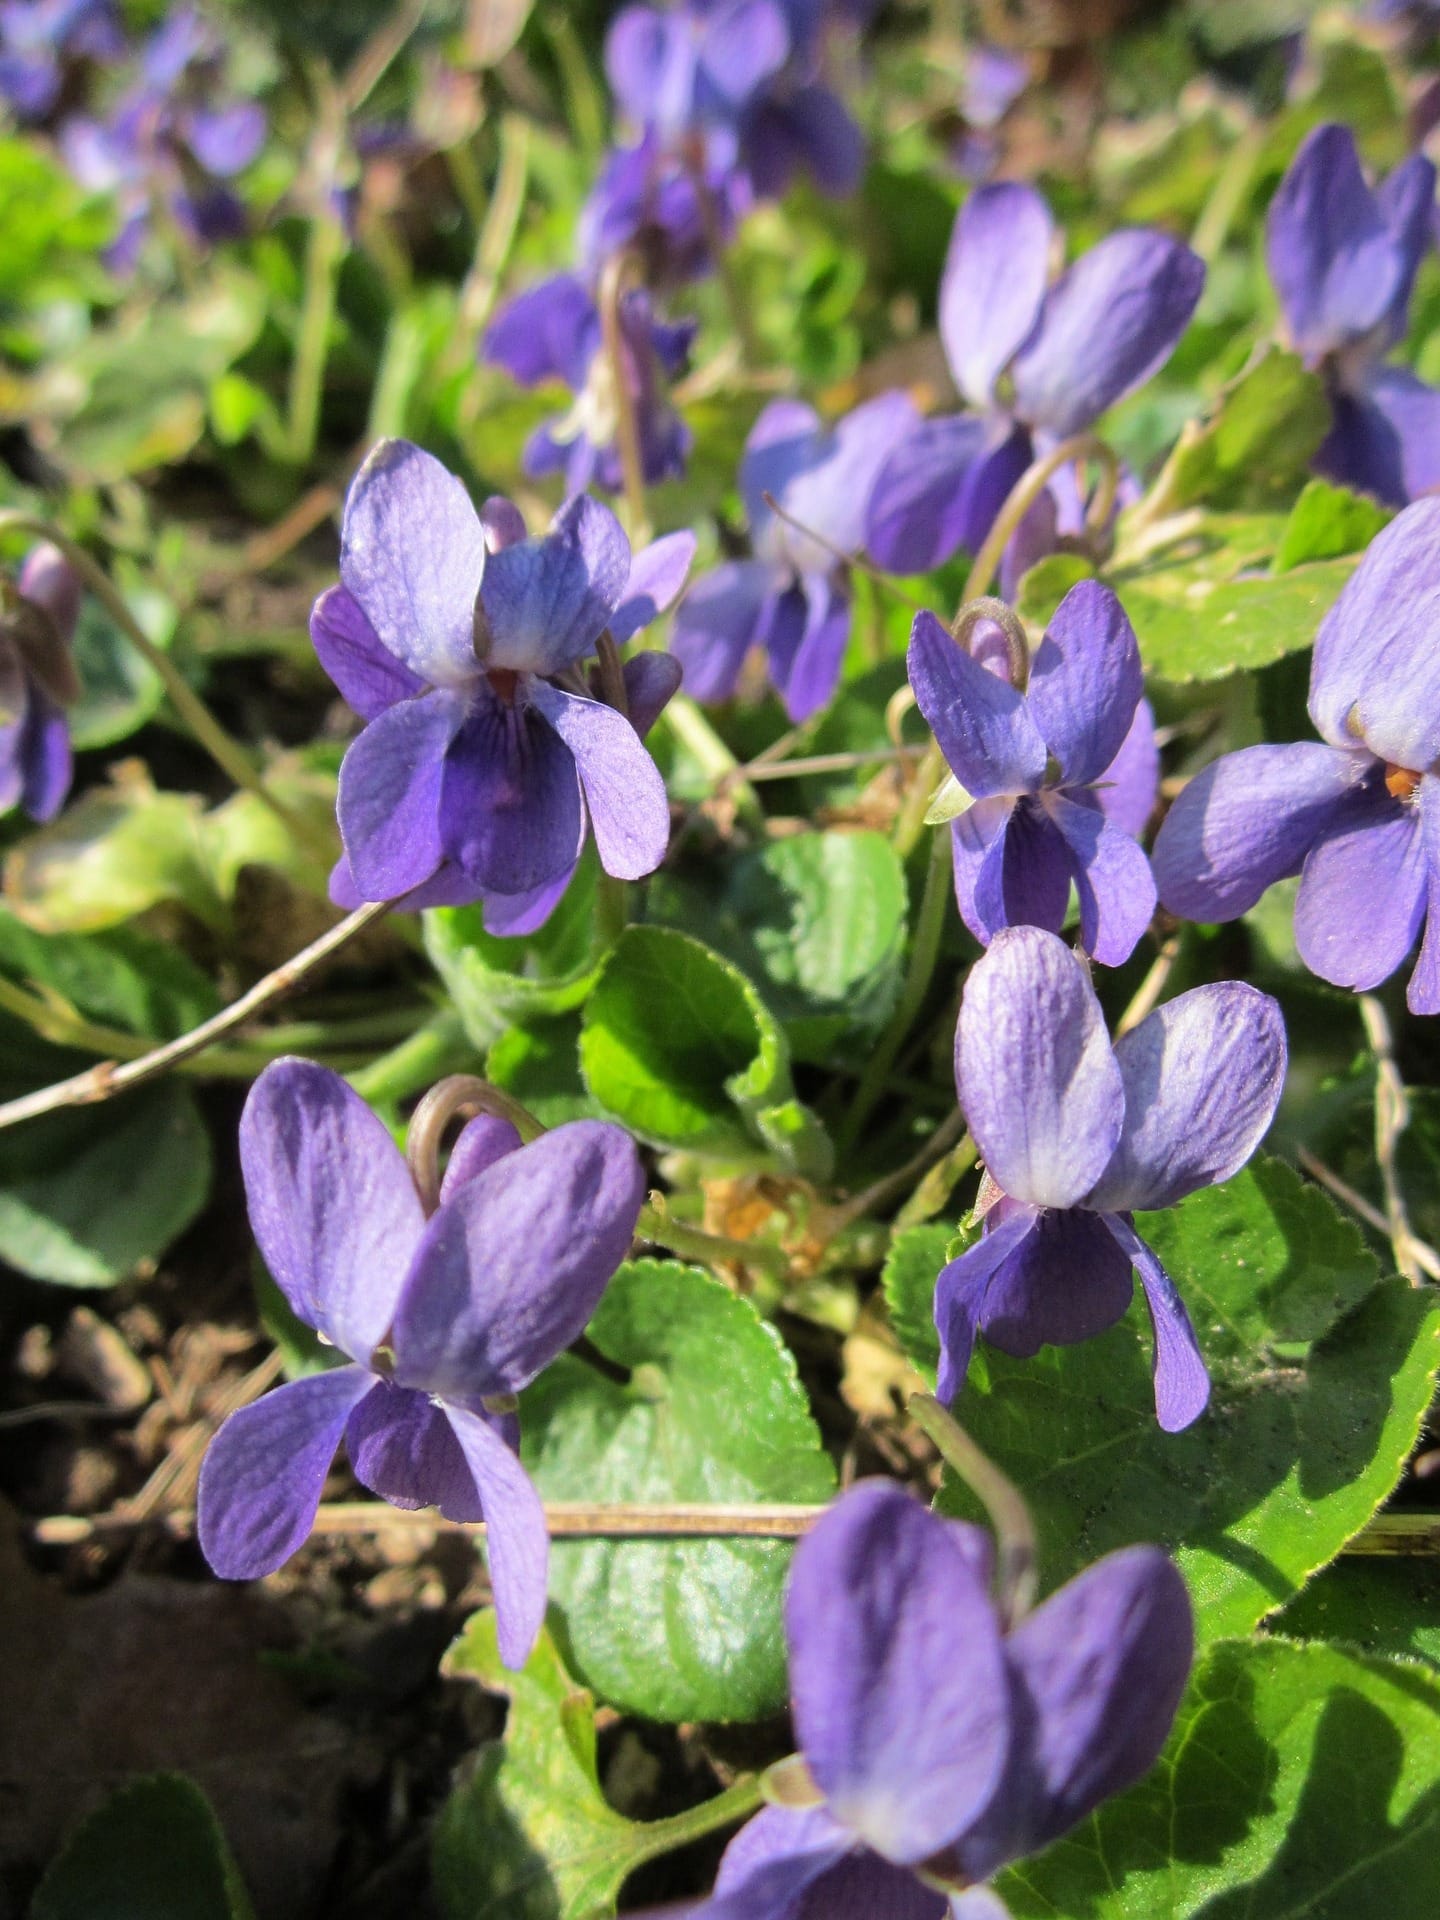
[59,4,264,269]
[671,1479,1192,1918]
[579,132,753,289]
[670,390,917,721]
[483,271,696,494]
[315,440,688,931]
[197,1060,646,1667]
[937,927,1285,1432]
[1,544,82,823]
[908,581,1159,966]
[1265,123,1440,507]
[866,183,1204,582]
[1154,497,1440,1011]
[0,0,120,121]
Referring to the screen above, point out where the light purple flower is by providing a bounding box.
[317,440,686,930]
[483,272,696,494]
[1266,123,1439,506]
[0,0,120,120]
[579,132,753,289]
[908,581,1159,965]
[196,1059,646,1668]
[1154,497,1440,1012]
[867,183,1204,580]
[1,544,81,823]
[936,927,1285,1432]
[671,391,917,720]
[670,1479,1192,1918]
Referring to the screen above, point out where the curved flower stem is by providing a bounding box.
[908,1393,1038,1628]
[1359,994,1427,1286]
[952,593,1031,689]
[962,431,1120,603]
[837,823,952,1154]
[628,1775,765,1863]
[598,249,652,547]
[637,1198,792,1277]
[406,1074,547,1208]
[0,510,332,865]
[0,901,390,1133]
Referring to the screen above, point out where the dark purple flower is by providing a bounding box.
[672,1479,1192,1917]
[483,272,696,494]
[671,391,917,720]
[1154,498,1440,1012]
[867,184,1204,580]
[315,440,686,928]
[908,581,1159,965]
[0,0,120,121]
[197,1059,646,1668]
[936,927,1285,1431]
[1,544,81,823]
[579,133,753,289]
[1266,123,1439,507]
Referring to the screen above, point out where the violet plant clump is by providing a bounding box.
[936,926,1286,1431]
[196,1059,646,1669]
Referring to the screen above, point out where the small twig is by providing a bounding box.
[0,902,391,1133]
[830,1107,970,1231]
[124,1349,286,1527]
[1359,995,1426,1285]
[744,745,921,782]
[0,1401,137,1431]
[761,493,928,612]
[1341,1513,1440,1557]
[1296,1146,1440,1282]
[1114,932,1182,1038]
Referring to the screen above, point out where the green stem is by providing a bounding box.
[838,825,952,1154]
[595,870,630,949]
[638,1201,791,1277]
[908,1393,1037,1628]
[664,695,764,828]
[286,199,347,468]
[0,510,332,865]
[346,1010,476,1107]
[630,1775,765,1866]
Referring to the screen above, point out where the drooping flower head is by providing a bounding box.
[482,271,696,495]
[0,0,120,122]
[1,543,82,823]
[673,1479,1192,1918]
[197,1060,646,1669]
[315,439,690,934]
[671,390,917,721]
[59,4,264,270]
[1265,123,1439,506]
[867,183,1204,583]
[1154,498,1440,1011]
[936,927,1286,1431]
[907,580,1159,966]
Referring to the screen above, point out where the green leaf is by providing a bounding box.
[522,1259,836,1722]
[937,1160,1440,1645]
[32,1773,253,1920]
[1272,1557,1440,1672]
[1148,345,1332,513]
[1015,554,1096,628]
[998,1638,1440,1918]
[579,925,830,1174]
[425,859,608,1044]
[0,1081,212,1286]
[0,907,220,1037]
[487,1016,604,1127]
[1274,477,1394,572]
[0,137,112,304]
[880,1221,954,1383]
[67,576,176,751]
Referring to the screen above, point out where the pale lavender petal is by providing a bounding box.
[908,611,1047,800]
[934,1207,1041,1403]
[440,696,585,896]
[1295,791,1427,992]
[482,497,529,551]
[339,439,488,688]
[443,1402,550,1669]
[345,1380,482,1519]
[1044,792,1156,967]
[1011,231,1205,437]
[480,494,632,677]
[184,101,265,176]
[441,1114,524,1203]
[979,1207,1135,1357]
[770,571,851,722]
[939,182,1053,409]
[1375,154,1438,345]
[1094,698,1158,841]
[701,0,791,106]
[610,530,697,642]
[743,398,823,542]
[865,414,992,576]
[605,5,692,126]
[1153,743,1366,922]
[482,274,596,389]
[391,1122,644,1399]
[951,796,1016,948]
[527,681,670,880]
[774,393,921,571]
[1102,1217,1210,1432]
[482,870,575,938]
[1409,776,1440,1016]
[336,690,463,901]
[956,927,1125,1211]
[1088,984,1287,1213]
[786,1480,1011,1865]
[1266,124,1402,359]
[197,1366,373,1578]
[1027,581,1142,787]
[311,585,425,719]
[670,560,772,703]
[620,652,684,736]
[239,1058,426,1359]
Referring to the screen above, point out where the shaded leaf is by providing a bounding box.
[32,1772,253,1920]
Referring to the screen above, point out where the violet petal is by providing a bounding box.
[1102,1216,1210,1432]
[1027,581,1143,787]
[939,182,1053,409]
[527,680,671,880]
[479,494,632,678]
[336,689,463,901]
[443,1402,550,1669]
[907,611,1047,801]
[311,584,426,721]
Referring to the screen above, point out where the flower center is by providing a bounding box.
[1385,764,1422,803]
[486,666,521,704]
